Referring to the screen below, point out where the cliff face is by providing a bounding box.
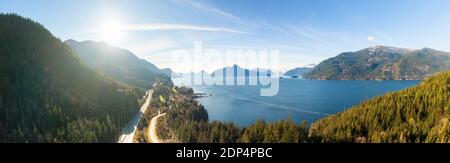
[306,46,450,80]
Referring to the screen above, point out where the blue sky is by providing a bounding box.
[2,0,450,72]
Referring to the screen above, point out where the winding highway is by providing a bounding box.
[117,90,153,143]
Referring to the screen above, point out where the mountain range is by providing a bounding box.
[175,65,275,79]
[211,64,273,78]
[305,46,450,80]
[65,40,170,90]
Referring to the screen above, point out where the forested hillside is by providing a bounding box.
[0,14,141,142]
[310,71,450,143]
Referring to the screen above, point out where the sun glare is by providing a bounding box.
[98,20,125,45]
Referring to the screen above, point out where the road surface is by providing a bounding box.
[117,90,153,143]
[148,112,166,143]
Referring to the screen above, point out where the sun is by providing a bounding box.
[98,20,125,45]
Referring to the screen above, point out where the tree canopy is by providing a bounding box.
[0,14,141,142]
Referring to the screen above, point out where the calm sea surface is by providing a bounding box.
[174,78,420,127]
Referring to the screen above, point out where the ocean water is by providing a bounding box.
[174,78,420,127]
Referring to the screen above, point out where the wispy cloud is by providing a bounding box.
[180,0,262,28]
[183,0,241,21]
[288,25,322,41]
[261,21,291,36]
[124,23,247,34]
[127,37,179,55]
[74,22,247,40]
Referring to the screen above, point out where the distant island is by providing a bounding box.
[175,64,276,80]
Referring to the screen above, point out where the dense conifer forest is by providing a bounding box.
[0,14,142,142]
[310,71,450,143]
